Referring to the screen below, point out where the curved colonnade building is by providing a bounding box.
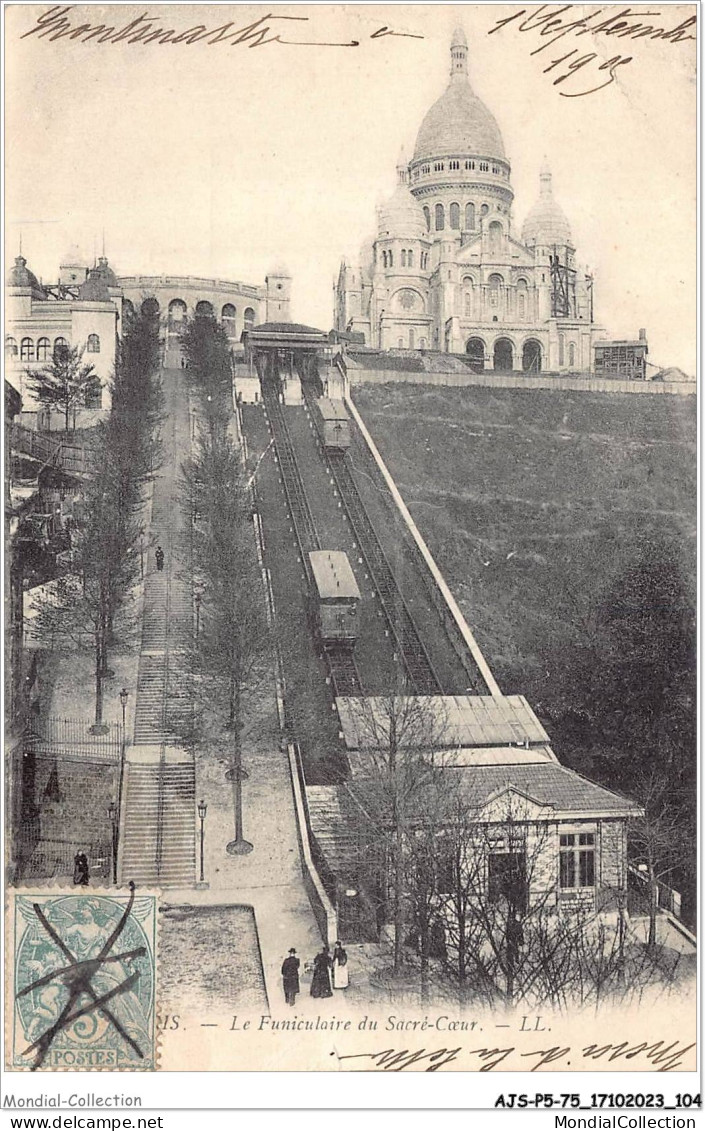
[335,28,599,373]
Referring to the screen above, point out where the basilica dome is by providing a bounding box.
[522,164,572,246]
[78,256,119,301]
[413,29,505,162]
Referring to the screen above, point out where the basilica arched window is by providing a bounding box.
[465,202,475,229]
[558,333,566,366]
[516,278,528,321]
[407,250,414,268]
[435,203,445,231]
[401,250,406,267]
[244,307,256,331]
[409,328,415,349]
[20,338,35,362]
[568,342,577,367]
[86,333,100,353]
[388,250,393,268]
[419,338,427,350]
[5,336,18,358]
[423,206,431,231]
[489,274,503,308]
[463,285,473,318]
[489,221,502,252]
[54,337,69,359]
[449,202,460,229]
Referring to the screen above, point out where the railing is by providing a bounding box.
[24,717,122,763]
[11,423,99,476]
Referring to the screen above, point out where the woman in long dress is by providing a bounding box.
[310,946,333,998]
[332,941,349,989]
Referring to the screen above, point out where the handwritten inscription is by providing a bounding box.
[334,1038,696,1072]
[488,5,696,97]
[20,8,423,49]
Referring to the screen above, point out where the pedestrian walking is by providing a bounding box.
[281,948,300,1007]
[310,945,333,998]
[73,852,89,886]
[155,546,165,572]
[332,941,349,990]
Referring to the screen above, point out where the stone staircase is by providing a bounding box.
[305,784,364,876]
[119,367,196,888]
[120,762,196,887]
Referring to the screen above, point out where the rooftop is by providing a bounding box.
[309,550,361,601]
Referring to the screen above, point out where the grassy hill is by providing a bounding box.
[352,382,696,901]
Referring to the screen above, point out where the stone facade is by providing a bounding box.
[335,28,599,373]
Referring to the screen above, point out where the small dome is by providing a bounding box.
[522,165,572,246]
[6,255,45,297]
[378,183,427,240]
[78,256,119,300]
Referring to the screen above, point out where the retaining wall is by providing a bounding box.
[348,367,696,397]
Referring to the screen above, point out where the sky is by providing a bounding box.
[5,3,697,373]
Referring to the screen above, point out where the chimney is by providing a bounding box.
[639,328,647,341]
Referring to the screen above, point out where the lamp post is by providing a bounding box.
[198,799,207,883]
[107,800,118,885]
[194,592,201,640]
[119,687,129,733]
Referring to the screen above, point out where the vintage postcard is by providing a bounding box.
[3,0,698,1101]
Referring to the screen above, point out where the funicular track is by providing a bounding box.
[302,385,442,696]
[261,380,364,698]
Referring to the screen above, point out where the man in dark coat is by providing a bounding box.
[281,948,300,1006]
[155,546,165,572]
[73,852,89,886]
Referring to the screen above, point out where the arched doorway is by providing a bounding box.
[141,297,160,318]
[466,337,485,372]
[522,339,542,373]
[168,298,187,322]
[195,300,214,318]
[244,307,256,332]
[493,338,514,371]
[222,303,237,338]
[123,299,135,320]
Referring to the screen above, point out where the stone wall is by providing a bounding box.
[349,367,695,397]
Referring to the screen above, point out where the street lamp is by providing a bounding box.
[107,800,118,885]
[119,687,129,733]
[194,592,201,639]
[197,799,207,883]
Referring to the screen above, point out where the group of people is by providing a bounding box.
[281,942,348,1006]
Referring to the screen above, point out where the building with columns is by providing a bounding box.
[335,28,599,373]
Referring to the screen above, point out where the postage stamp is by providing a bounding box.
[9,885,157,1071]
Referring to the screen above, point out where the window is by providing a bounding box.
[449,202,460,229]
[84,375,102,409]
[398,338,404,348]
[480,162,489,172]
[434,161,444,172]
[488,852,527,910]
[409,328,415,349]
[36,337,50,361]
[5,336,18,358]
[568,342,577,367]
[449,160,460,171]
[419,337,427,349]
[560,833,595,889]
[401,250,407,267]
[54,337,69,359]
[465,202,475,229]
[489,274,503,307]
[516,279,528,321]
[86,333,100,353]
[481,203,489,216]
[435,203,445,231]
[388,250,393,268]
[463,288,473,318]
[20,337,35,362]
[559,333,565,366]
[407,250,414,268]
[423,206,431,231]
[489,221,502,251]
[465,160,475,170]
[195,300,214,318]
